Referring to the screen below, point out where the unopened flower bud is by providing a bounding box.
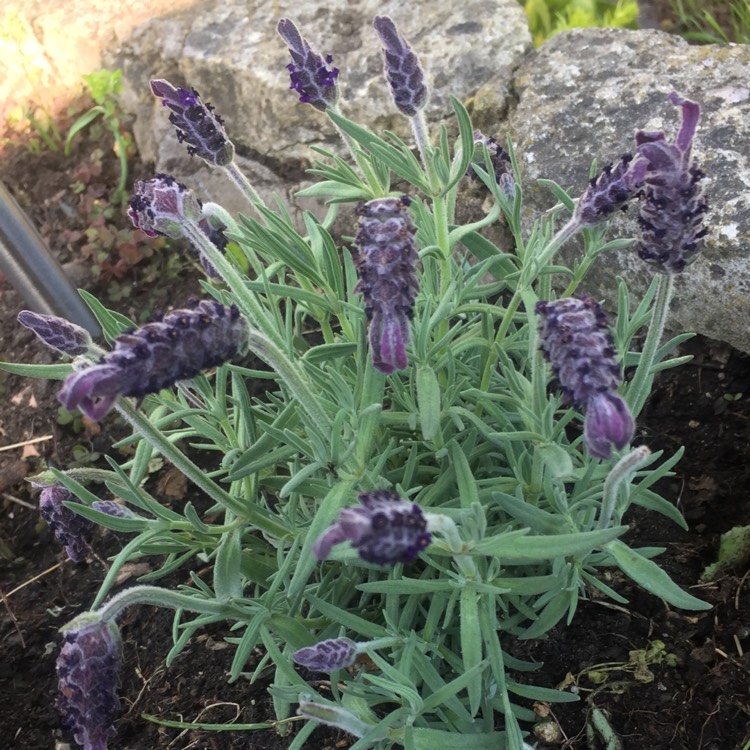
[17,311,93,357]
[57,614,121,749]
[313,490,431,566]
[58,300,247,420]
[150,79,235,166]
[354,196,419,374]
[373,16,428,117]
[128,174,202,239]
[277,19,339,111]
[536,296,634,459]
[38,483,92,562]
[293,637,358,672]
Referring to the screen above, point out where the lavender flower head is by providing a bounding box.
[574,153,648,227]
[293,637,358,673]
[38,483,93,562]
[633,92,708,274]
[354,196,419,374]
[312,490,431,565]
[17,311,93,357]
[57,614,121,750]
[58,300,247,421]
[128,174,202,240]
[277,19,339,111]
[536,296,634,460]
[150,79,234,166]
[373,16,428,117]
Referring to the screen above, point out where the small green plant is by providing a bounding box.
[65,69,132,202]
[522,0,638,45]
[670,0,750,44]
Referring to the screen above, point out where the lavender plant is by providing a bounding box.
[3,16,713,750]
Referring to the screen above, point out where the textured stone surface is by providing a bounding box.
[507,28,750,352]
[108,0,530,216]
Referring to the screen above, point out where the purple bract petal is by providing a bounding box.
[584,391,635,460]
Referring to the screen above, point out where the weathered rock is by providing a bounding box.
[506,28,750,353]
[109,0,531,217]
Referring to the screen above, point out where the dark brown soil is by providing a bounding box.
[3,12,750,746]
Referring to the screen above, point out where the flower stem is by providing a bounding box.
[598,446,651,529]
[95,584,243,624]
[626,273,675,418]
[223,162,266,212]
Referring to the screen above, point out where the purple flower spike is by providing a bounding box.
[128,174,202,240]
[38,483,93,562]
[312,490,431,566]
[150,79,234,166]
[354,197,419,374]
[277,19,339,112]
[373,16,428,117]
[58,300,247,421]
[536,296,634,460]
[574,154,648,227]
[293,637,358,672]
[633,92,708,274]
[17,311,92,357]
[57,615,121,750]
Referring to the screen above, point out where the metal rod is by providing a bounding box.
[0,180,100,336]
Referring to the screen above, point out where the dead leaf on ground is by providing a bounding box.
[157,467,188,500]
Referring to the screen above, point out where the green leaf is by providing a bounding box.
[410,728,508,750]
[213,528,242,600]
[78,289,134,342]
[441,96,475,195]
[605,539,711,610]
[474,525,627,559]
[537,443,573,479]
[296,181,373,202]
[448,441,480,508]
[459,586,483,715]
[416,365,441,441]
[0,361,73,379]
